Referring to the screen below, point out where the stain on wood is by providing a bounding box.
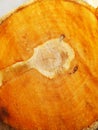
[0,107,10,121]
[0,121,15,130]
[69,65,78,75]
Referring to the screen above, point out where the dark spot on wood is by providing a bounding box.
[85,101,94,111]
[0,121,15,130]
[60,34,65,41]
[0,107,10,121]
[69,65,78,75]
[1,107,9,117]
[73,65,78,73]
[16,6,25,12]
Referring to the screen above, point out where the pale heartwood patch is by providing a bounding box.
[0,35,75,86]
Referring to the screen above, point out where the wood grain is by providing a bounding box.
[0,0,98,130]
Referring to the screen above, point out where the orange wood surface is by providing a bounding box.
[0,0,98,130]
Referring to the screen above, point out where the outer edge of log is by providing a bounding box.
[0,0,36,24]
[0,0,96,25]
[0,0,97,130]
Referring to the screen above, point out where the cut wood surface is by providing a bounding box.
[0,0,98,130]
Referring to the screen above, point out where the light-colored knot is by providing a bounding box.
[0,35,75,86]
[28,35,75,78]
